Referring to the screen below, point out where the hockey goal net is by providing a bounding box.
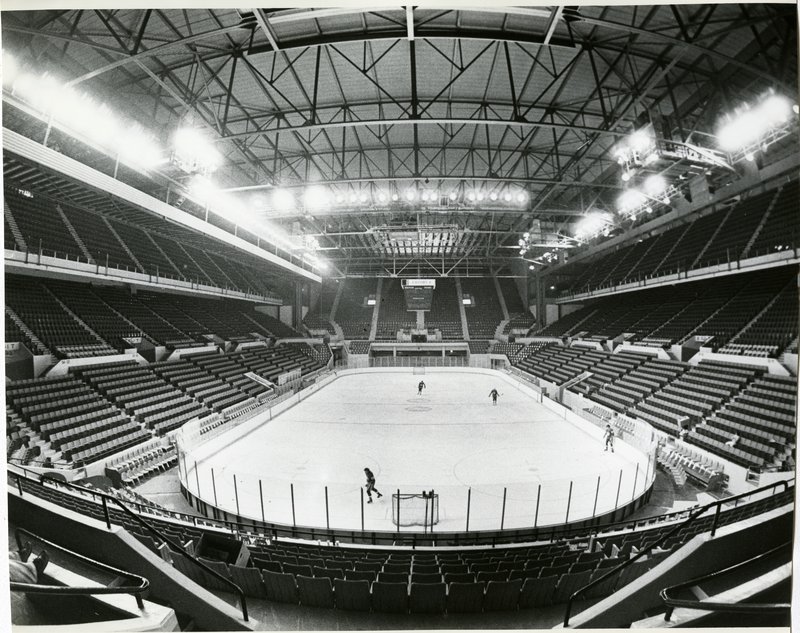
[392,491,439,528]
[413,366,426,375]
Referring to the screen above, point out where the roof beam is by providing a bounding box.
[217,116,629,141]
[542,6,563,46]
[253,9,280,51]
[406,6,415,41]
[62,22,250,86]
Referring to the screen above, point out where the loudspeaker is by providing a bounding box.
[195,532,250,567]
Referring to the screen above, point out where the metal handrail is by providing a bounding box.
[12,470,249,622]
[562,478,792,627]
[658,541,792,621]
[12,527,149,609]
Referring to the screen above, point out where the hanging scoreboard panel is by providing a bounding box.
[402,279,436,311]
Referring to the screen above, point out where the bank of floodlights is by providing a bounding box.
[3,51,165,171]
[716,92,798,164]
[612,124,657,183]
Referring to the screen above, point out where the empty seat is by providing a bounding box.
[345,569,376,582]
[378,571,408,584]
[483,579,522,611]
[333,578,371,611]
[519,574,557,608]
[410,572,442,584]
[371,581,409,613]
[444,572,475,584]
[261,569,298,604]
[446,581,486,613]
[477,570,509,583]
[312,566,344,581]
[297,575,334,608]
[553,569,594,604]
[228,565,267,599]
[409,582,447,614]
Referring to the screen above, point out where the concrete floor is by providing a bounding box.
[182,371,649,532]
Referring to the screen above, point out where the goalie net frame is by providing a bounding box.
[391,491,439,530]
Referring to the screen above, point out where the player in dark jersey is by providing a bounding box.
[364,468,383,503]
[489,388,500,405]
[603,424,615,452]
[417,380,426,396]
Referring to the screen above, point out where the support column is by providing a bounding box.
[533,272,547,330]
[294,281,304,331]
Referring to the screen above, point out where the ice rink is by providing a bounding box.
[184,370,651,532]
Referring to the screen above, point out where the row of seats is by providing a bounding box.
[4,185,282,298]
[6,274,303,356]
[563,180,798,293]
[512,342,796,469]
[533,266,797,357]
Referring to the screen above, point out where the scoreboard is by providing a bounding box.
[401,279,435,311]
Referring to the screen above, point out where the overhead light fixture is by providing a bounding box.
[467,192,476,202]
[489,192,498,201]
[303,185,329,208]
[503,192,512,202]
[449,191,457,201]
[173,127,222,174]
[271,188,295,211]
[405,189,416,201]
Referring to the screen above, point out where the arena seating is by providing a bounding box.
[694,189,778,268]
[683,273,790,349]
[247,311,301,338]
[747,180,799,257]
[347,341,370,354]
[283,342,331,367]
[107,220,181,278]
[534,267,797,353]
[4,187,85,260]
[721,279,798,357]
[97,287,199,349]
[149,234,214,285]
[512,339,795,469]
[491,342,523,359]
[424,278,462,339]
[375,279,416,339]
[560,180,798,294]
[59,203,139,271]
[5,312,47,355]
[303,313,336,334]
[150,354,252,415]
[5,276,118,358]
[460,278,504,338]
[468,340,491,354]
[75,361,210,434]
[45,279,151,352]
[335,278,376,339]
[4,205,19,249]
[142,293,269,343]
[6,375,150,465]
[10,470,793,618]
